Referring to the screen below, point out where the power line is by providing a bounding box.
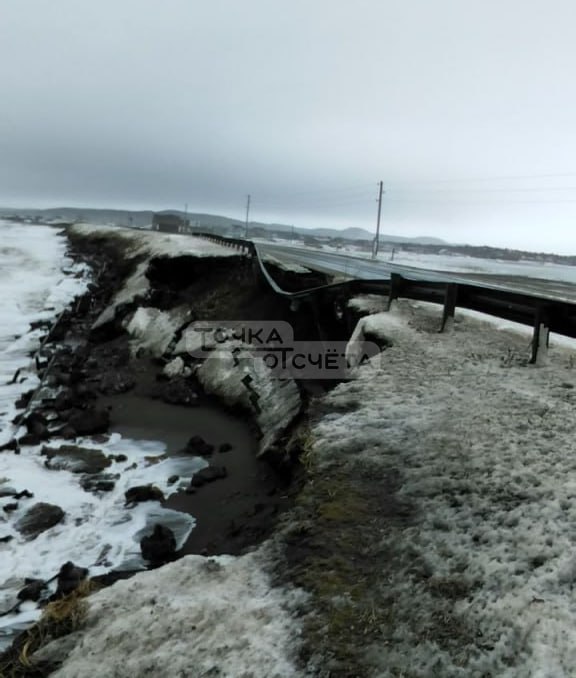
[388,171,576,187]
[253,195,374,211]
[251,184,374,205]
[388,186,576,194]
[385,197,576,205]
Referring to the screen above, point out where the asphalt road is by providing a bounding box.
[258,242,576,303]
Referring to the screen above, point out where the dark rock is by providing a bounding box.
[219,442,233,453]
[0,535,13,543]
[3,503,18,513]
[14,489,33,500]
[125,485,165,506]
[167,475,179,485]
[14,390,33,410]
[17,579,47,602]
[49,313,72,342]
[140,524,176,564]
[15,503,65,538]
[42,445,111,474]
[53,371,72,387]
[58,425,77,440]
[153,378,198,406]
[189,465,228,488]
[29,319,51,332]
[108,454,128,463]
[98,371,135,395]
[54,561,89,598]
[53,390,74,412]
[73,384,98,400]
[0,487,17,498]
[17,433,43,447]
[183,435,214,457]
[24,412,49,440]
[0,440,18,452]
[67,408,110,436]
[80,474,117,493]
[146,288,179,309]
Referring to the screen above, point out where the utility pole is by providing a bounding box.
[244,194,251,239]
[372,181,383,259]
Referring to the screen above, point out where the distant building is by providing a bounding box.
[152,213,189,234]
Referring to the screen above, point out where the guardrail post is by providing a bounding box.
[440,283,458,332]
[387,273,403,310]
[530,306,550,365]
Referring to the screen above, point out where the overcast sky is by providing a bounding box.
[3,1,576,252]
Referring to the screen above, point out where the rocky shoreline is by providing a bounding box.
[0,225,318,675]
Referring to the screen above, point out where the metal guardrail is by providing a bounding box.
[193,232,576,363]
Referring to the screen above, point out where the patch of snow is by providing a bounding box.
[315,300,576,675]
[70,223,240,260]
[162,356,187,378]
[124,306,191,357]
[347,294,388,314]
[92,260,150,330]
[44,548,305,678]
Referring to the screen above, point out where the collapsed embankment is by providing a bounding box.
[62,225,335,556]
[0,224,346,677]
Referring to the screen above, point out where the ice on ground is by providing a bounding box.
[124,306,192,357]
[42,548,305,678]
[196,340,301,454]
[317,300,576,676]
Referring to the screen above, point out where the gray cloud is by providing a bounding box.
[2,0,576,251]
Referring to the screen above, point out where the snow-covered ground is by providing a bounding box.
[313,298,576,676]
[40,547,305,678]
[261,237,576,285]
[71,223,239,261]
[382,249,576,284]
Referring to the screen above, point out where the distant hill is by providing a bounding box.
[4,205,576,262]
[0,205,448,246]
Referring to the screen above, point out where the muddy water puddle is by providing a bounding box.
[101,394,292,556]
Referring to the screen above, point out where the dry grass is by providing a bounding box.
[0,579,100,678]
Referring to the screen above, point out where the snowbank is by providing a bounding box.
[41,549,305,678]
